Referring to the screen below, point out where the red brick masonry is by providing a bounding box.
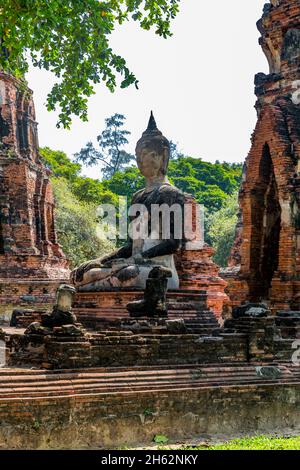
[226,0,300,311]
[0,72,69,317]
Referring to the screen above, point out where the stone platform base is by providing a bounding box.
[73,288,219,323]
[3,314,299,369]
[0,363,299,449]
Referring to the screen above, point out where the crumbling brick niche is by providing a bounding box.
[248,143,281,301]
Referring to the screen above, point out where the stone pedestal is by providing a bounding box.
[73,288,217,326]
[45,335,92,369]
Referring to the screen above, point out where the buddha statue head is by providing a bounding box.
[136,112,170,180]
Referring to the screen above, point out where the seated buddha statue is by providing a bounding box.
[71,112,186,291]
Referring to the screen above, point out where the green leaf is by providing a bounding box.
[153,434,169,444]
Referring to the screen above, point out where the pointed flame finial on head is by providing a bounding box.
[142,111,162,137]
[147,111,158,132]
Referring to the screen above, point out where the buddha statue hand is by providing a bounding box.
[71,255,112,284]
[126,253,151,266]
[132,253,145,264]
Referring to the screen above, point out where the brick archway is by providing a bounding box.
[249,143,281,301]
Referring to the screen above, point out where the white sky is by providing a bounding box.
[26,0,268,178]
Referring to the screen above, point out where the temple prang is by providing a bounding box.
[0,71,69,318]
[225,0,300,311]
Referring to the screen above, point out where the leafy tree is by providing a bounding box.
[52,177,115,268]
[168,156,242,213]
[103,166,144,200]
[206,193,239,267]
[72,177,118,206]
[170,176,203,195]
[40,147,81,181]
[0,0,180,127]
[40,146,118,206]
[168,159,196,178]
[197,185,229,213]
[182,158,240,195]
[75,113,134,179]
[169,141,183,160]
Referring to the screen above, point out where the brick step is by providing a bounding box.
[73,292,208,308]
[75,311,220,332]
[187,323,220,328]
[84,319,217,326]
[2,375,300,399]
[5,365,293,384]
[1,374,299,400]
[0,364,298,399]
[0,362,297,376]
[185,316,219,321]
[1,369,298,391]
[76,315,217,323]
[185,320,220,326]
[74,309,212,316]
[276,319,299,325]
[73,304,208,313]
[185,329,219,335]
[0,372,300,394]
[277,326,300,331]
[275,339,298,346]
[168,305,207,311]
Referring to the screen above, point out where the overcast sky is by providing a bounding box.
[26,0,268,178]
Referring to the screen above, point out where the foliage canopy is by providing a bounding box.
[0,0,180,127]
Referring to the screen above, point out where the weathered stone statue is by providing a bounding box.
[126,266,172,317]
[71,113,185,291]
[25,284,83,336]
[41,284,77,328]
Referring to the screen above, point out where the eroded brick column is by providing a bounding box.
[225,0,300,311]
[0,71,69,294]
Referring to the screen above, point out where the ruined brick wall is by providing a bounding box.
[3,329,247,369]
[226,0,300,310]
[0,72,69,318]
[7,313,298,369]
[0,383,299,449]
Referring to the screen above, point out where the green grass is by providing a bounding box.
[181,435,300,450]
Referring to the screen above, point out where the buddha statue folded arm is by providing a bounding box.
[71,112,185,291]
[142,238,182,259]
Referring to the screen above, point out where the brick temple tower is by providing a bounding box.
[226,0,300,311]
[0,71,69,319]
